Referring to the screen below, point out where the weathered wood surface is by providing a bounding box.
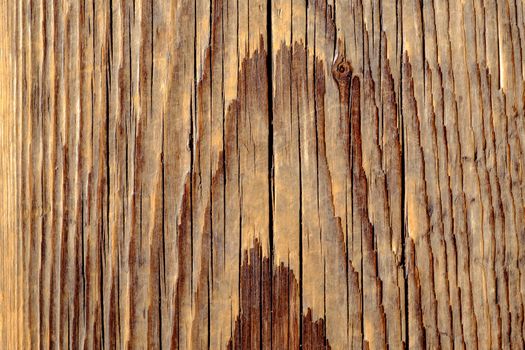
[2,0,525,348]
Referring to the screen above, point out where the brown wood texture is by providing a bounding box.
[2,0,525,348]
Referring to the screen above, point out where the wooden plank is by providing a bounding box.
[3,0,525,348]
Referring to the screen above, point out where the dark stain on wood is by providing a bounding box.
[227,240,330,350]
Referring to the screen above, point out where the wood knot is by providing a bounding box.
[332,56,352,84]
[332,54,353,103]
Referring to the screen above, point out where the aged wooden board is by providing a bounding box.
[1,0,525,348]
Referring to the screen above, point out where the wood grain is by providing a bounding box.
[2,0,525,348]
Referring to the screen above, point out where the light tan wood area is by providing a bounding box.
[2,0,525,348]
